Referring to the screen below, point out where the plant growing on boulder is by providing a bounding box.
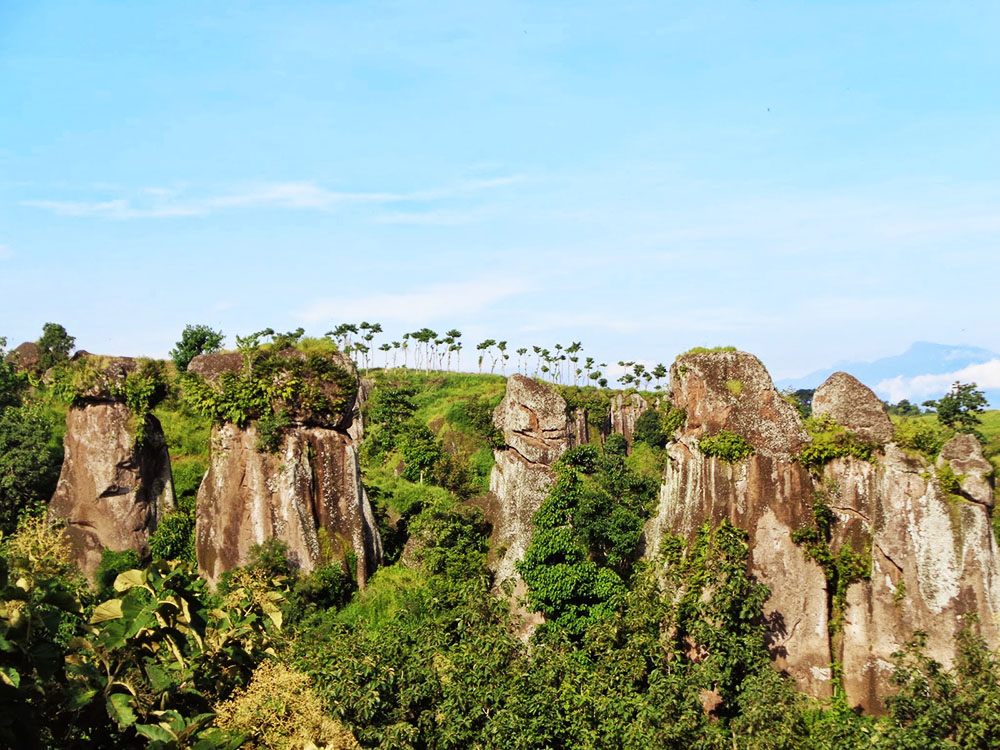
[170,324,224,373]
[698,430,755,463]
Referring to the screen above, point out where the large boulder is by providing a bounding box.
[49,397,174,579]
[936,433,994,507]
[812,371,894,444]
[6,341,42,373]
[483,375,574,635]
[196,423,381,587]
[192,347,379,587]
[492,374,571,465]
[669,350,808,459]
[826,448,1000,712]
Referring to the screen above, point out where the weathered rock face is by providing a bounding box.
[49,400,174,579]
[605,392,650,447]
[197,423,381,587]
[669,350,808,459]
[812,371,895,444]
[643,441,833,698]
[825,448,1000,712]
[493,374,573,466]
[192,349,379,587]
[936,433,994,507]
[483,375,574,634]
[644,349,1000,712]
[6,341,42,373]
[347,377,373,443]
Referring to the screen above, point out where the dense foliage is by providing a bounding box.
[4,325,1000,748]
[797,415,877,471]
[697,430,755,463]
[0,340,63,535]
[170,324,225,373]
[517,443,659,635]
[181,330,357,451]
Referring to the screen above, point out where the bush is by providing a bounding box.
[698,430,755,463]
[95,548,142,599]
[37,322,75,370]
[797,416,876,471]
[149,510,196,563]
[0,402,62,534]
[169,324,224,373]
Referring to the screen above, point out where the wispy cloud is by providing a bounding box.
[22,176,522,220]
[876,359,1000,402]
[298,277,533,325]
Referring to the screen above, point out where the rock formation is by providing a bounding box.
[190,351,382,587]
[6,341,41,373]
[669,349,808,458]
[812,371,895,444]
[936,432,994,506]
[487,375,573,588]
[644,351,832,698]
[643,349,1000,711]
[604,392,650,446]
[48,356,174,579]
[823,447,1000,712]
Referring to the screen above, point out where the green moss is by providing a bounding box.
[725,379,744,397]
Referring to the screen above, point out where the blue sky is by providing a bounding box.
[2,1,999,394]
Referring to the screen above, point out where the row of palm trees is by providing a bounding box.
[324,323,671,391]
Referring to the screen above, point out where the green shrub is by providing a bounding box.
[797,415,876,471]
[604,432,628,457]
[698,430,755,462]
[680,345,737,356]
[181,331,357,447]
[95,548,142,599]
[894,417,952,460]
[149,510,196,563]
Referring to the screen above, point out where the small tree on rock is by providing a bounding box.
[927,381,988,434]
[170,324,224,372]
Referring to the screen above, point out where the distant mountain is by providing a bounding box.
[776,342,1000,407]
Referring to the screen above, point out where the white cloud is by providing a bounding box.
[876,359,1000,402]
[0,244,11,260]
[297,277,533,325]
[22,176,522,220]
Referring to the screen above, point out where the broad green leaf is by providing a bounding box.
[114,568,147,592]
[0,666,19,688]
[108,692,137,727]
[261,601,283,629]
[90,598,124,623]
[136,723,175,742]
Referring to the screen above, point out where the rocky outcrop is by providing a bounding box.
[48,358,174,579]
[812,371,895,444]
[6,341,41,373]
[643,349,1000,712]
[936,433,994,506]
[646,351,832,697]
[605,392,650,447]
[669,350,808,459]
[484,375,574,633]
[197,423,381,587]
[825,448,1000,712]
[191,350,380,587]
